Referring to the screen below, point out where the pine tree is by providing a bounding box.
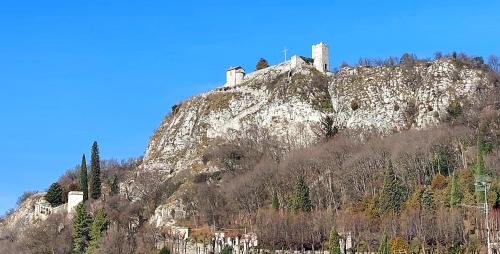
[450,172,462,207]
[420,187,434,210]
[321,115,338,140]
[255,58,269,70]
[45,182,63,207]
[80,154,88,201]
[379,160,406,213]
[86,209,108,254]
[89,141,101,200]
[328,227,341,254]
[73,202,92,253]
[272,190,279,210]
[378,235,390,254]
[291,176,312,213]
[109,174,119,195]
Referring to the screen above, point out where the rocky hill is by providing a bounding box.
[143,58,493,176]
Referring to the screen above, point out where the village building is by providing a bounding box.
[67,191,84,214]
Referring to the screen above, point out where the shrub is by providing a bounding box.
[351,99,360,110]
[256,58,269,70]
[159,247,170,254]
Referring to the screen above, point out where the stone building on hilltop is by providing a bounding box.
[225,42,330,87]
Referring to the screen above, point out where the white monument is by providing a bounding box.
[67,191,84,214]
[226,66,245,87]
[312,42,330,72]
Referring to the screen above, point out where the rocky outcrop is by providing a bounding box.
[330,59,492,133]
[142,63,332,174]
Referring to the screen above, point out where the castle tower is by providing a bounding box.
[312,42,329,72]
[225,66,245,87]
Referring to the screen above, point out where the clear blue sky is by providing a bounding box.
[0,0,499,214]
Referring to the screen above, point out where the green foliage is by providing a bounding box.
[86,209,108,254]
[420,187,434,210]
[256,58,270,70]
[378,235,390,254]
[72,203,92,253]
[89,141,102,200]
[80,154,88,201]
[432,148,450,175]
[159,247,170,254]
[379,161,407,213]
[474,136,492,204]
[290,176,312,213]
[109,174,119,195]
[450,173,462,207]
[447,101,463,120]
[328,227,341,254]
[321,115,338,140]
[45,182,63,207]
[271,190,279,210]
[220,245,233,254]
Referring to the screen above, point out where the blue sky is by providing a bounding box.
[0,0,499,214]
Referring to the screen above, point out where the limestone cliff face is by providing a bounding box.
[142,63,332,174]
[330,59,492,133]
[144,59,492,177]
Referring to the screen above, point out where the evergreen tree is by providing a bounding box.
[271,190,279,210]
[321,115,338,140]
[45,182,63,207]
[420,187,434,210]
[379,161,407,213]
[255,58,269,70]
[377,235,390,254]
[109,174,119,195]
[474,135,491,204]
[159,247,170,254]
[328,227,341,254]
[73,202,92,253]
[86,209,108,254]
[89,141,101,199]
[450,172,462,207]
[291,176,312,213]
[80,154,88,200]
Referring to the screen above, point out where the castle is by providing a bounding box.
[225,42,330,87]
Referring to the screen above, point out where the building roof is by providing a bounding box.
[299,56,314,64]
[227,66,245,72]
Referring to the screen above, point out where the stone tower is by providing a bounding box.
[225,66,245,87]
[312,42,329,72]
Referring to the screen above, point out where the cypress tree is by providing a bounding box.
[80,154,88,201]
[379,160,406,213]
[291,175,312,213]
[328,227,341,254]
[72,202,92,253]
[377,235,390,254]
[45,182,63,207]
[450,172,462,207]
[87,209,108,254]
[89,141,101,200]
[271,190,279,211]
